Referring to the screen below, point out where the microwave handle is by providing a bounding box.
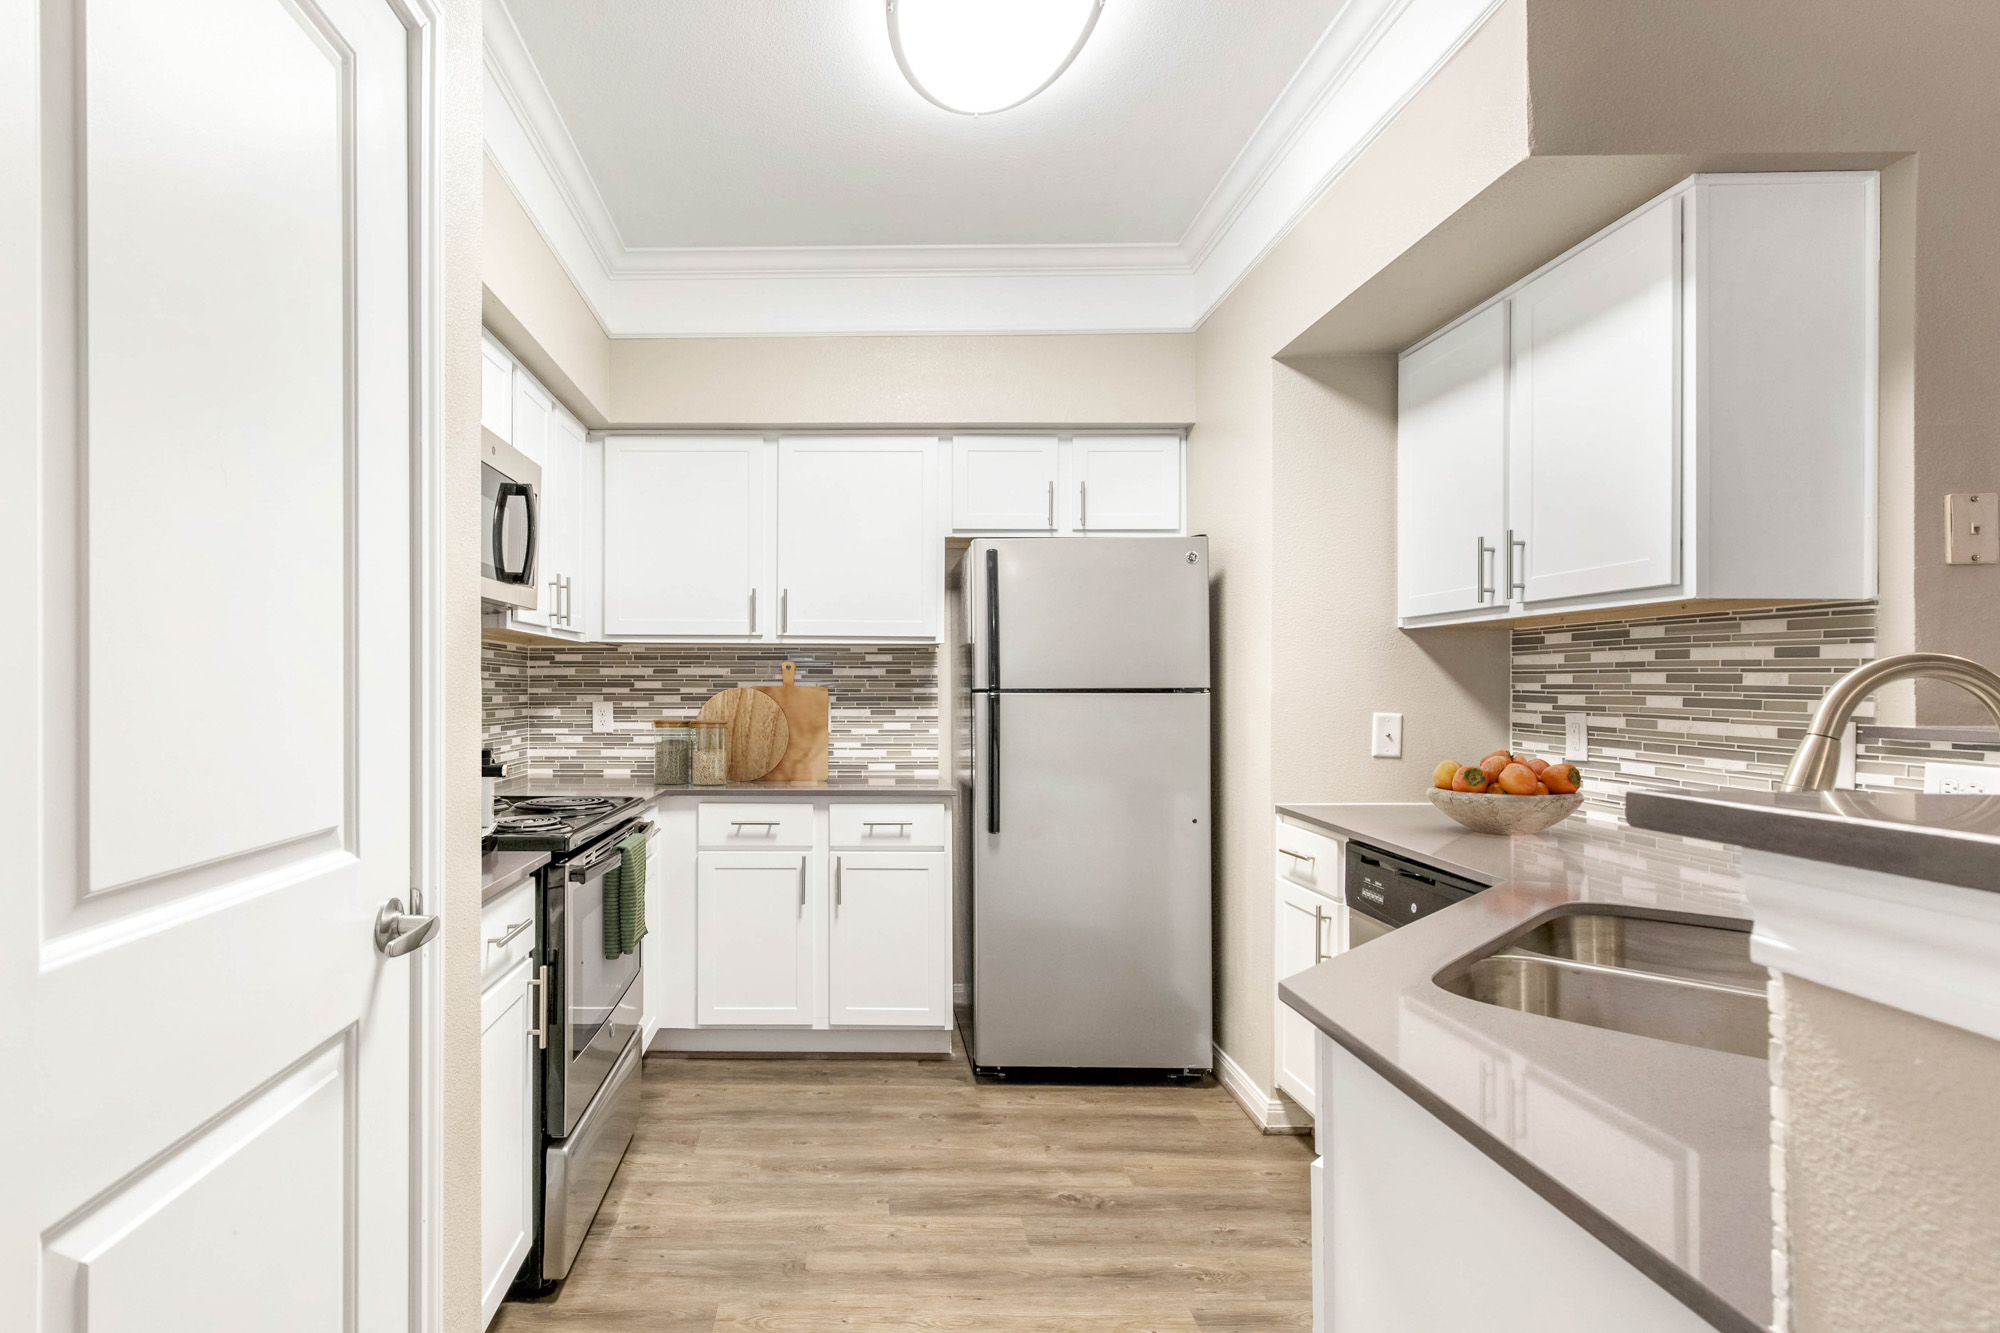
[493,481,537,582]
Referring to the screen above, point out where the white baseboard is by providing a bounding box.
[1214,1043,1314,1134]
[650,1027,954,1056]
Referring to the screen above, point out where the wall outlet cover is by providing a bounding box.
[1564,714,1589,756]
[1924,760,2000,794]
[1371,712,1403,759]
[592,702,615,733]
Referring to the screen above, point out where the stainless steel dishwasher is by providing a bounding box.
[1342,841,1487,948]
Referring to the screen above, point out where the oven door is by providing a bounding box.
[481,428,541,609]
[546,842,644,1138]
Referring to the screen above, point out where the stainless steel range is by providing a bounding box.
[494,793,650,1291]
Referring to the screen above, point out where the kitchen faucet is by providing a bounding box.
[1782,652,2000,791]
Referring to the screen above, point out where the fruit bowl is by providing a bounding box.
[1429,788,1585,836]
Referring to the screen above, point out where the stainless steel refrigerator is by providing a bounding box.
[967,537,1212,1073]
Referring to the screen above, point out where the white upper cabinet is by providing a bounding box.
[777,437,939,639]
[1397,304,1509,619]
[1073,435,1183,531]
[480,334,513,442]
[509,365,552,468]
[542,408,589,638]
[1396,172,1878,627]
[1508,196,1681,604]
[952,436,1059,532]
[603,436,766,637]
[828,852,950,1027]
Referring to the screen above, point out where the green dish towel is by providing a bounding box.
[603,831,648,959]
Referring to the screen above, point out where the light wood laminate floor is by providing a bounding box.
[494,1032,1314,1331]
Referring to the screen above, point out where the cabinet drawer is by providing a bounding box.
[829,803,945,849]
[481,878,538,990]
[698,802,815,849]
[1276,819,1341,901]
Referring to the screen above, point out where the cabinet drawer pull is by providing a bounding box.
[730,820,781,828]
[486,918,532,948]
[862,821,913,829]
[1280,848,1316,870]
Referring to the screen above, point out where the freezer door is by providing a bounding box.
[971,537,1209,690]
[972,691,1213,1069]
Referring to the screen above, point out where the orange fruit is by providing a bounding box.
[1533,781,1550,795]
[1496,763,1537,795]
[1451,766,1491,793]
[1525,756,1550,776]
[1543,763,1582,794]
[1478,752,1511,779]
[1432,759,1459,790]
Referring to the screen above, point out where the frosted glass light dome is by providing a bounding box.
[887,0,1105,116]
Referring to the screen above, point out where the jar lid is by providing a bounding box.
[690,720,727,731]
[653,719,694,728]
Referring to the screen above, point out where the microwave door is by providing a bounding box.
[480,449,540,609]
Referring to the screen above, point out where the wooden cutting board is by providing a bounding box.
[695,687,790,781]
[752,662,830,783]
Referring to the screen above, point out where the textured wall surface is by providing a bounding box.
[482,641,940,783]
[1782,977,2000,1333]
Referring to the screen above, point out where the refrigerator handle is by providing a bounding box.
[984,547,999,690]
[986,693,1000,835]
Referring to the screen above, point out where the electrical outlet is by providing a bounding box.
[1945,493,2000,565]
[1924,761,2000,794]
[592,702,615,733]
[1564,714,1589,756]
[1371,712,1403,758]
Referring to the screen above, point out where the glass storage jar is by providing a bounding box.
[653,720,693,786]
[691,721,729,786]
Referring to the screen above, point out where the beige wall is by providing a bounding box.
[1191,2,1531,1104]
[482,156,613,425]
[609,331,1194,427]
[1782,977,2000,1333]
[444,0,484,1326]
[1520,0,2000,724]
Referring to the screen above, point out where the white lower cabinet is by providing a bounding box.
[829,852,950,1026]
[654,796,954,1052]
[479,952,535,1327]
[1275,880,1337,1115]
[696,851,815,1025]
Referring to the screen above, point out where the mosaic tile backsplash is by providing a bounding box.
[482,641,940,783]
[1511,600,2000,821]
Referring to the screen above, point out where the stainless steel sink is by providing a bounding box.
[1437,912,1769,1059]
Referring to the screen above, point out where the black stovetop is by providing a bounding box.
[488,794,649,856]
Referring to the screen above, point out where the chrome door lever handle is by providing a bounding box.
[375,897,440,958]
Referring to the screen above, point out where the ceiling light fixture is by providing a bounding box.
[887,0,1105,117]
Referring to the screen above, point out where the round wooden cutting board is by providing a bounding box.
[696,687,791,781]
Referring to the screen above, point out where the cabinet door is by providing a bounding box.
[829,852,949,1027]
[479,955,535,1326]
[509,374,555,627]
[952,436,1058,532]
[1073,436,1181,532]
[603,436,766,637]
[542,408,587,637]
[1397,304,1507,618]
[776,437,937,638]
[509,363,552,466]
[1509,196,1680,604]
[480,335,513,442]
[696,852,813,1025]
[1275,880,1335,1115]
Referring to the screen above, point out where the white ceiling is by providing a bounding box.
[500,0,1351,250]
[484,0,1507,335]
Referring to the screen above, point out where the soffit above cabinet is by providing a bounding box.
[483,0,1511,335]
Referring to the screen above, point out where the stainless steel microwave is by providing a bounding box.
[481,428,540,609]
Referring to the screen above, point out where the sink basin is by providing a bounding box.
[1437,912,1769,1059]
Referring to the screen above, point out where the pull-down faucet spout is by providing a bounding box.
[1781,652,2000,792]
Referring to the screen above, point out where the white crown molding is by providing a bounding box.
[483,0,1505,336]
[1744,849,2000,1044]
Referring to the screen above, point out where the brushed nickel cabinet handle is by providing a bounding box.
[798,860,806,910]
[749,586,757,633]
[782,588,789,633]
[1509,531,1526,599]
[1476,537,1495,603]
[486,918,532,948]
[835,856,842,910]
[1047,480,1054,529]
[529,964,550,1049]
[1079,480,1088,529]
[1312,904,1330,964]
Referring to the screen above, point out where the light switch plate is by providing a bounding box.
[592,702,615,733]
[1945,493,2000,565]
[1565,714,1589,756]
[1371,712,1403,759]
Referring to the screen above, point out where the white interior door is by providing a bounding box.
[776,437,938,638]
[696,853,815,1025]
[1509,196,1681,604]
[829,853,949,1027]
[1397,304,1508,618]
[952,435,1058,531]
[1,0,433,1330]
[602,436,767,637]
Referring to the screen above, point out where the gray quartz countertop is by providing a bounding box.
[1276,803,1766,1332]
[480,849,549,905]
[495,776,957,800]
[1627,788,2000,893]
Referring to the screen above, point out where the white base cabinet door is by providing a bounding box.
[829,852,950,1027]
[1274,880,1338,1116]
[697,852,815,1025]
[480,956,535,1327]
